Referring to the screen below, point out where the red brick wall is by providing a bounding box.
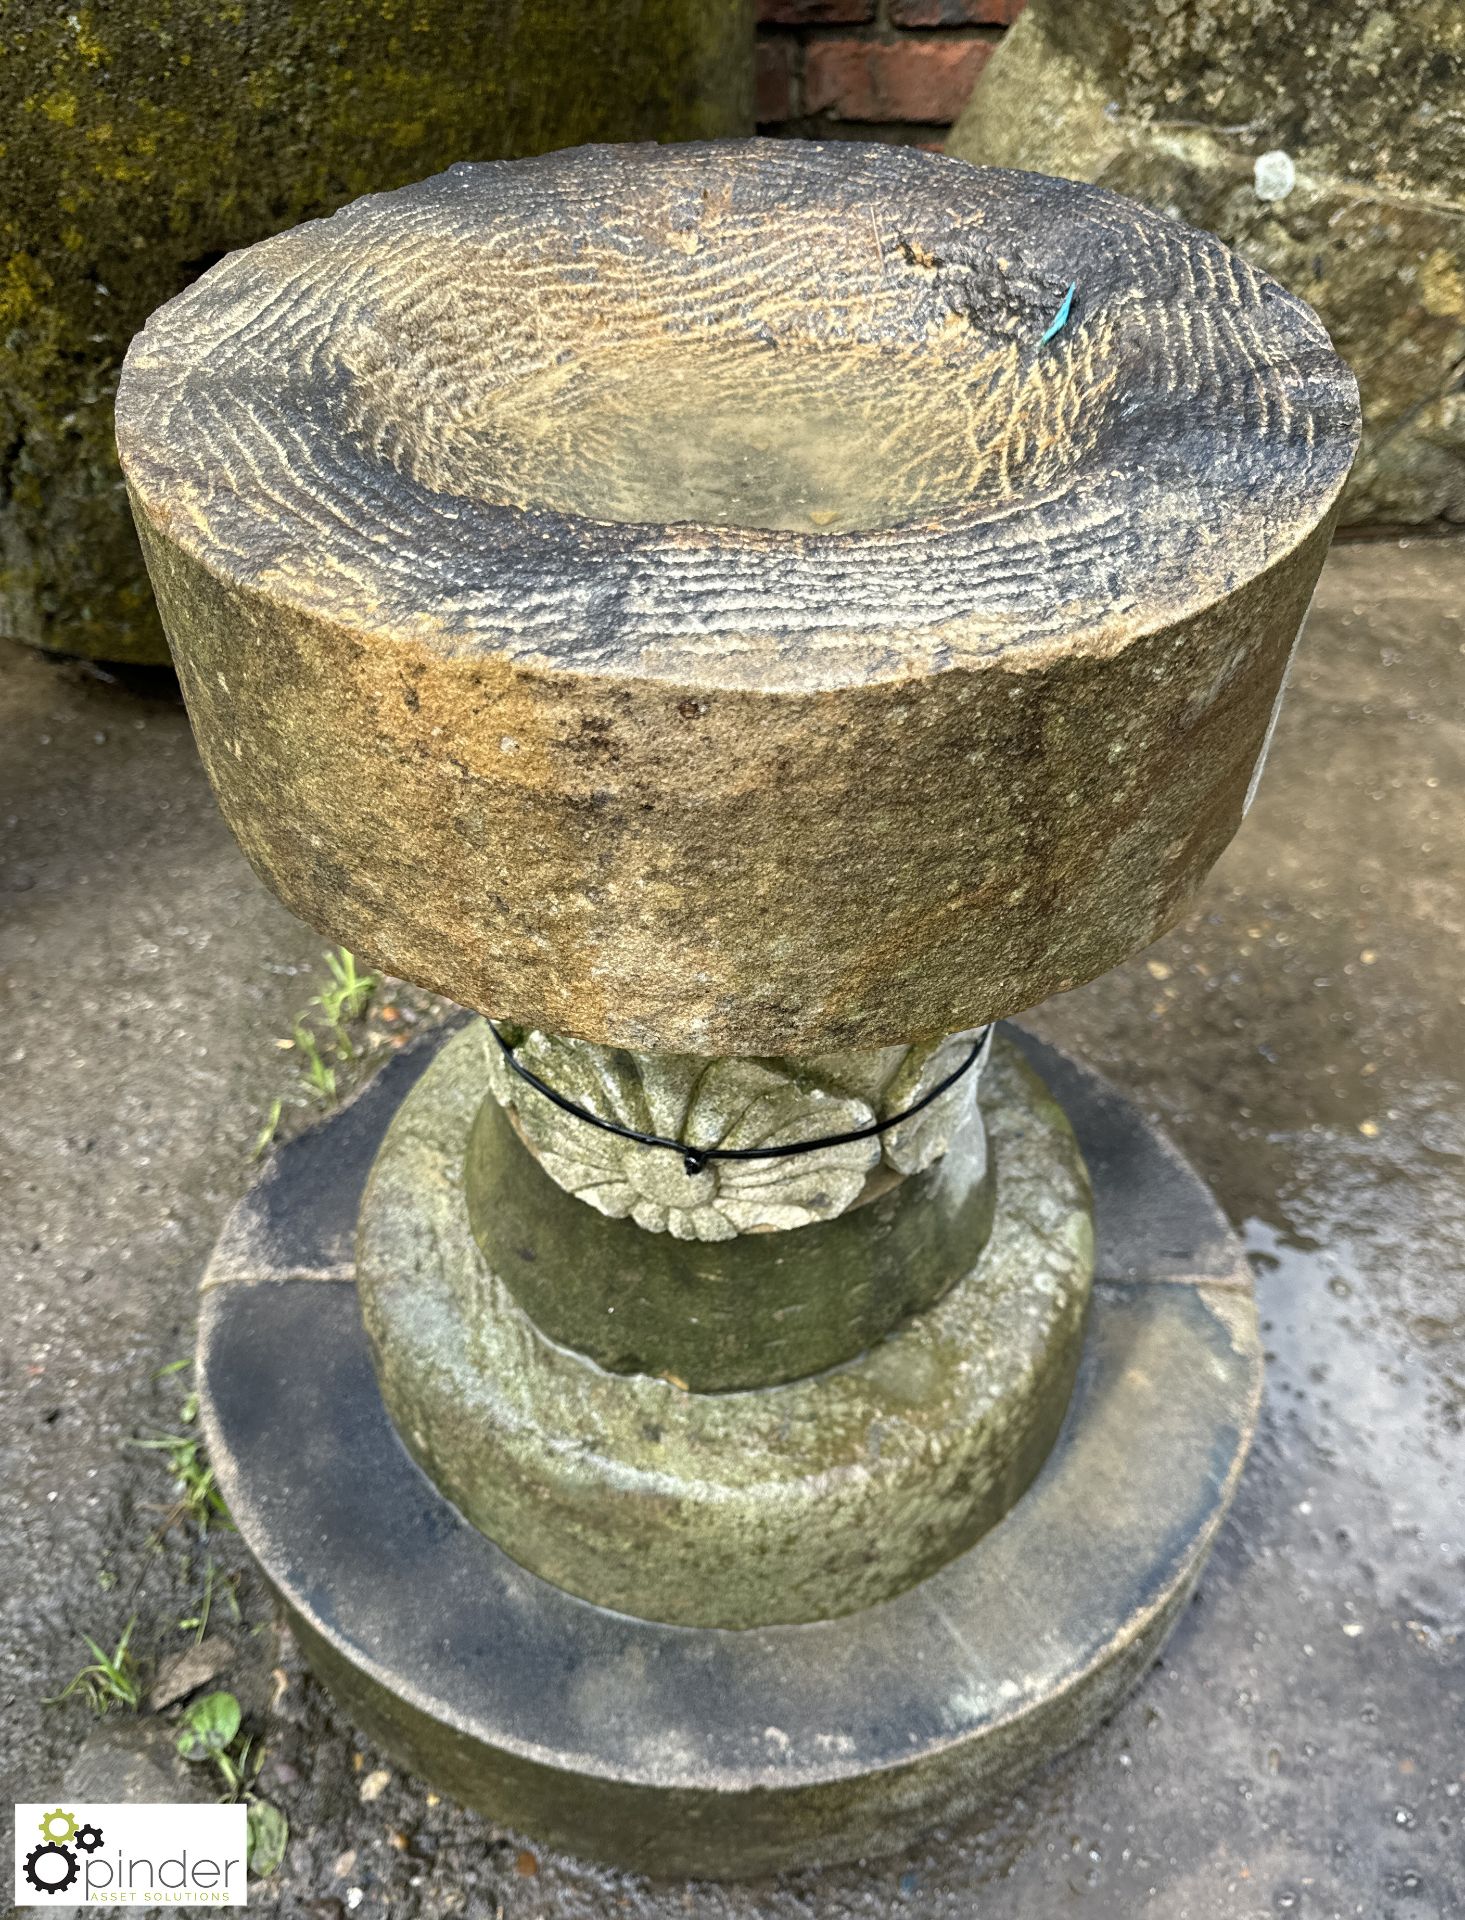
[755,0,1026,146]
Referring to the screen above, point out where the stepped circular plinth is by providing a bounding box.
[199,1024,1261,1877]
[117,141,1358,1055]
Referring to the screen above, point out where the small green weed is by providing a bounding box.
[176,1691,289,1876]
[269,947,380,1117]
[134,1428,232,1538]
[246,1799,289,1878]
[46,1616,141,1714]
[291,1022,337,1102]
[176,1687,242,1766]
[135,1369,228,1538]
[314,947,378,1028]
[251,1097,284,1161]
[176,1554,241,1644]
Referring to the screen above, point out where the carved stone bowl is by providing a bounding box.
[117,141,1358,1054]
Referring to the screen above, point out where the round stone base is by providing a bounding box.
[197,1023,1261,1880]
[356,1023,1093,1629]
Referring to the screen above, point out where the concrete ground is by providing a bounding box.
[1,536,1461,1918]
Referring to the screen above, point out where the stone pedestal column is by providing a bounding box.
[358,1020,1091,1629]
[115,140,1358,1874]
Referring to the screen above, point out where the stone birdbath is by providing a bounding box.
[116,142,1358,1877]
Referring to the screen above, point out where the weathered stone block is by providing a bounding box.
[946,0,1464,529]
[0,1,752,663]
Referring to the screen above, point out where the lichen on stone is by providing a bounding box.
[945,0,1462,530]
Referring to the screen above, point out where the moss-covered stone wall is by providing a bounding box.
[946,0,1465,531]
[1,1,752,661]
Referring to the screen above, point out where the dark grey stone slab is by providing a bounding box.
[203,1017,467,1285]
[1010,1029,1246,1283]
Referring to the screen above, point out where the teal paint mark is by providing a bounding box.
[1040,282,1076,346]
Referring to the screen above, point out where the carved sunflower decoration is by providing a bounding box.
[485,1026,987,1241]
[803,1030,987,1178]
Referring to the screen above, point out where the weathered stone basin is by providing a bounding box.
[117,140,1358,1053]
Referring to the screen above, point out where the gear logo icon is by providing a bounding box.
[22,1840,80,1895]
[37,1809,77,1844]
[20,1809,103,1897]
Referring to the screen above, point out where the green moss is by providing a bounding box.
[0,0,753,661]
[466,1082,997,1392]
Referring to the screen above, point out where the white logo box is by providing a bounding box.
[15,1802,248,1907]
